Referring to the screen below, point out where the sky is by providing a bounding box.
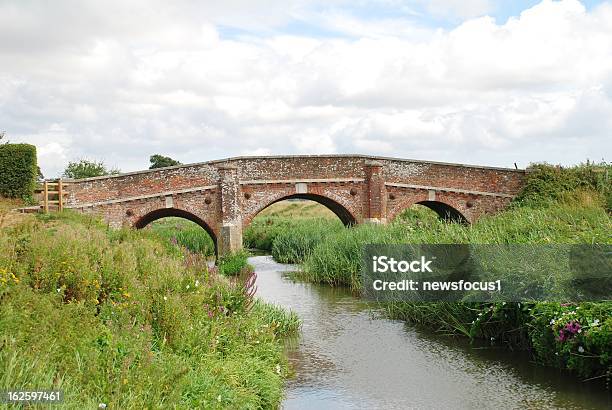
[1,0,611,177]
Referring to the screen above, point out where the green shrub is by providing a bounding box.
[516,162,611,211]
[218,250,250,276]
[0,143,37,199]
[63,159,120,179]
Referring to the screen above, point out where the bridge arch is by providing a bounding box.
[245,193,357,227]
[134,208,218,254]
[414,200,468,223]
[389,198,468,224]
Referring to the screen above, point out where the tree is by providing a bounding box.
[149,154,182,169]
[63,159,120,179]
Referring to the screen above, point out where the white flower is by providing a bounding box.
[56,288,61,293]
[186,285,190,289]
[99,404,107,409]
[593,319,600,325]
[490,337,495,341]
[163,296,167,301]
[550,319,555,325]
[195,280,200,287]
[217,395,222,402]
[276,364,281,375]
[578,346,585,353]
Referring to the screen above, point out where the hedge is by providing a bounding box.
[0,143,37,198]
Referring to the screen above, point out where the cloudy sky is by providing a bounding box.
[1,0,611,177]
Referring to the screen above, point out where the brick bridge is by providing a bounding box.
[64,155,526,255]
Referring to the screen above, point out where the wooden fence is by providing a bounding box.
[38,180,69,213]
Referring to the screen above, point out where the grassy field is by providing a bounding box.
[0,207,299,409]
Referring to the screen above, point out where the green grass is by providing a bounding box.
[218,250,251,277]
[147,217,215,257]
[0,210,299,409]
[243,200,338,252]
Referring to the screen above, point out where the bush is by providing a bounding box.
[63,159,120,179]
[516,162,611,211]
[0,144,37,199]
[218,250,250,276]
[0,211,294,408]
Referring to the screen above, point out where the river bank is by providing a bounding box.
[0,209,298,408]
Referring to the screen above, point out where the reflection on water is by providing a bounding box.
[251,256,611,410]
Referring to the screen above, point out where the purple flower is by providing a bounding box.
[564,320,581,334]
[557,330,566,342]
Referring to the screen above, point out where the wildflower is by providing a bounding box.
[578,346,585,353]
[557,330,566,342]
[186,285,190,290]
[217,395,222,402]
[593,319,600,326]
[163,296,167,301]
[195,280,200,287]
[276,364,281,375]
[564,320,581,334]
[99,404,107,409]
[550,319,555,325]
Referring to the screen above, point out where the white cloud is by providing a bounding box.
[1,0,611,177]
[416,0,494,20]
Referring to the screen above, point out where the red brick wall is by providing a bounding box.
[65,155,526,239]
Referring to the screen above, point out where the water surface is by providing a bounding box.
[251,255,611,410]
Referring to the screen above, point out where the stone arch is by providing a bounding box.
[134,207,218,254]
[388,195,469,224]
[413,200,468,223]
[245,193,357,227]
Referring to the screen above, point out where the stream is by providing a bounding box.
[251,255,611,410]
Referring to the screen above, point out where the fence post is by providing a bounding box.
[58,179,63,212]
[43,180,49,213]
